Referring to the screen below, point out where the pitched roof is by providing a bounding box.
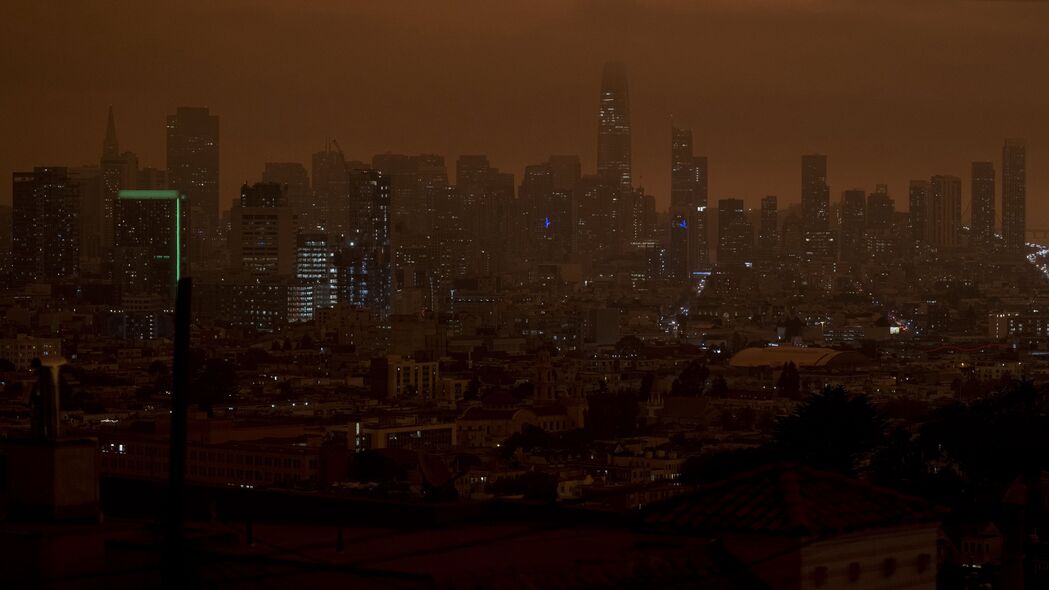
[643,463,940,537]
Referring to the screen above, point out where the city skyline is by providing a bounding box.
[3,1,1048,221]
[8,4,1049,588]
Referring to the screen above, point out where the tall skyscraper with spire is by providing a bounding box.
[102,106,119,160]
[1002,138,1026,251]
[597,62,632,194]
[101,107,138,252]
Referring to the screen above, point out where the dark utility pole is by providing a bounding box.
[166,277,192,588]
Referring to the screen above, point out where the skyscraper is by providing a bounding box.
[166,106,219,264]
[866,186,895,229]
[865,186,896,262]
[452,155,514,277]
[230,182,295,276]
[717,198,751,266]
[312,143,349,234]
[669,127,709,278]
[114,189,187,306]
[371,153,444,299]
[671,127,696,210]
[909,180,931,246]
[840,189,867,262]
[335,170,391,319]
[263,162,311,229]
[970,161,996,246]
[800,154,836,260]
[575,175,618,262]
[930,175,962,248]
[1001,139,1026,250]
[68,165,104,269]
[101,107,139,251]
[12,168,81,285]
[521,156,577,264]
[758,196,779,258]
[0,205,11,278]
[801,154,829,231]
[290,231,336,323]
[597,62,631,194]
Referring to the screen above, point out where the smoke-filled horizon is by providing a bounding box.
[3,0,1049,225]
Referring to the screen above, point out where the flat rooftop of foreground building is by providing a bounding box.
[729,346,870,369]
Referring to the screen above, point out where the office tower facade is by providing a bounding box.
[801,154,836,260]
[909,180,931,246]
[0,205,11,278]
[597,62,632,193]
[334,170,391,319]
[448,155,514,279]
[166,106,219,263]
[114,189,188,306]
[263,162,311,228]
[521,156,577,264]
[371,153,444,303]
[100,107,139,252]
[461,155,518,277]
[930,175,962,248]
[12,167,81,286]
[970,161,996,246]
[689,156,710,269]
[865,186,896,261]
[758,196,779,258]
[669,127,709,278]
[840,189,867,261]
[801,154,829,230]
[575,175,618,262]
[230,182,295,277]
[717,198,752,266]
[290,231,336,323]
[670,127,696,209]
[866,186,895,229]
[457,156,509,276]
[1001,139,1026,250]
[68,166,104,269]
[312,144,349,234]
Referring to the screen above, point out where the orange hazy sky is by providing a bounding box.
[3,0,1049,225]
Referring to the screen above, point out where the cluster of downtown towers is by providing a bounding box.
[9,63,1029,330]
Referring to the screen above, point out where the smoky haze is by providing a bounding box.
[2,0,1048,223]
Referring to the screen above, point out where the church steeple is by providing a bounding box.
[102,106,119,159]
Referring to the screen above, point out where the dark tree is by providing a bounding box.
[680,447,785,485]
[0,358,17,372]
[351,451,404,483]
[586,391,640,439]
[774,386,886,475]
[487,471,558,503]
[500,424,552,459]
[615,335,644,358]
[671,360,709,397]
[904,381,1049,506]
[639,372,655,400]
[776,361,801,399]
[709,375,729,397]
